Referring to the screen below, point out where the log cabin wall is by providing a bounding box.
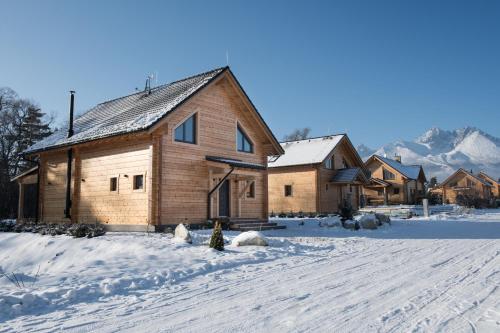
[77,139,152,225]
[268,165,318,214]
[38,137,153,226]
[157,78,270,225]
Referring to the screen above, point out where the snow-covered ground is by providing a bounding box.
[1,210,500,332]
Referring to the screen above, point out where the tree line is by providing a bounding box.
[0,87,52,218]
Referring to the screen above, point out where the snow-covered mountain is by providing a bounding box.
[358,127,500,181]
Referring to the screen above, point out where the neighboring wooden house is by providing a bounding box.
[477,171,500,200]
[267,134,369,214]
[15,67,284,231]
[363,155,426,205]
[439,169,493,204]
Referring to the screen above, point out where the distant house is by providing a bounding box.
[14,67,284,231]
[363,155,426,205]
[477,171,500,200]
[267,134,369,214]
[439,169,493,205]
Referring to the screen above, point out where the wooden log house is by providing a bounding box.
[363,155,427,205]
[267,134,369,214]
[15,67,284,231]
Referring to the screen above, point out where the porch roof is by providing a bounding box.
[11,166,38,182]
[330,167,368,184]
[206,156,266,171]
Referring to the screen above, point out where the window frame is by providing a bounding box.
[109,175,119,193]
[236,124,254,154]
[325,155,335,169]
[393,188,400,195]
[284,184,293,197]
[132,173,146,192]
[174,113,197,145]
[383,168,395,180]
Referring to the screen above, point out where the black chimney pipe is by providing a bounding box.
[64,91,75,219]
[67,91,75,138]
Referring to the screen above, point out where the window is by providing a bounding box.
[325,155,335,169]
[174,114,196,144]
[246,181,255,198]
[342,158,349,168]
[284,185,293,197]
[383,168,395,180]
[466,179,475,188]
[133,175,144,190]
[110,177,118,192]
[377,189,383,196]
[449,181,458,188]
[393,188,400,195]
[237,125,253,153]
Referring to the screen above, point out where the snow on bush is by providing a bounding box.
[231,231,268,247]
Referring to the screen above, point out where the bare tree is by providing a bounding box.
[283,127,311,141]
[0,87,52,218]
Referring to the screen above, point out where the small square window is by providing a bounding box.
[133,175,144,190]
[110,177,118,192]
[284,185,293,197]
[246,181,255,198]
[393,188,400,195]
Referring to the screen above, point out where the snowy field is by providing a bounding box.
[1,210,500,333]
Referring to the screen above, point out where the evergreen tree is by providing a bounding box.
[429,177,438,188]
[209,221,224,251]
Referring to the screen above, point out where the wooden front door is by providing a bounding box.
[218,179,230,217]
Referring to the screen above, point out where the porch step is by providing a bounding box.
[228,219,286,231]
[233,225,287,231]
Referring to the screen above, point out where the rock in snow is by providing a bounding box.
[355,214,379,230]
[319,216,342,227]
[231,231,268,247]
[174,224,192,243]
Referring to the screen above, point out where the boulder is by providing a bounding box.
[174,224,192,244]
[343,219,359,230]
[375,213,391,225]
[356,214,378,230]
[231,231,268,247]
[319,216,342,227]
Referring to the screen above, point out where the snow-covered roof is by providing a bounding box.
[24,67,227,154]
[373,155,424,180]
[268,135,345,168]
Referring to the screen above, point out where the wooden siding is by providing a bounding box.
[157,78,270,225]
[40,152,70,223]
[442,171,492,204]
[268,166,317,213]
[77,140,151,225]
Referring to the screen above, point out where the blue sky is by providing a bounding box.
[1,0,499,147]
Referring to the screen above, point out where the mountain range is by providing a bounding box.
[357,127,500,182]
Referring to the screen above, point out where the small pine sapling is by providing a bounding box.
[209,221,224,251]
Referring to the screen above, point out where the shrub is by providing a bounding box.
[209,221,224,251]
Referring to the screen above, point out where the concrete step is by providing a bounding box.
[229,223,286,231]
[232,225,286,231]
[230,222,278,227]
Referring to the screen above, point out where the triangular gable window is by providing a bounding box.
[237,125,253,153]
[175,114,196,144]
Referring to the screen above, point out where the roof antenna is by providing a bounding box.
[226,50,229,66]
